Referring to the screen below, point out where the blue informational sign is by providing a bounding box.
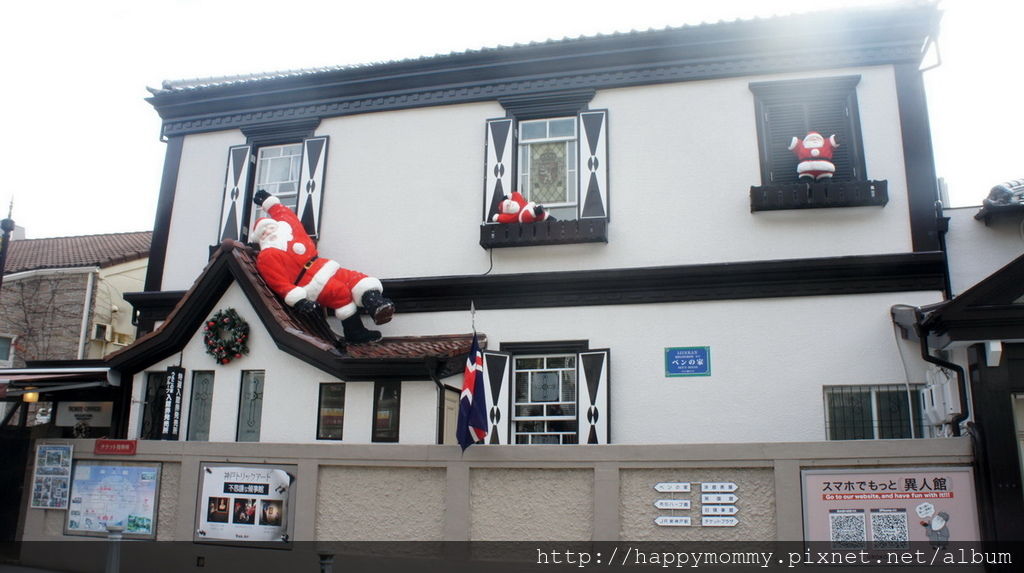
[665,346,711,377]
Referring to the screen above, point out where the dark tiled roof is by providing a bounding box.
[974,179,1024,222]
[4,231,152,274]
[108,240,481,380]
[149,3,938,96]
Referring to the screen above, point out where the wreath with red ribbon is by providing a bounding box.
[204,308,249,364]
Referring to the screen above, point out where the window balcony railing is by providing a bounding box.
[479,219,608,249]
[750,180,888,212]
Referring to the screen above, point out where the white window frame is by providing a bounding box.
[517,117,578,215]
[0,334,15,367]
[824,384,927,440]
[252,143,303,215]
[512,353,578,445]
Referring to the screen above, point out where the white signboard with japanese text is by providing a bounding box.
[65,461,160,539]
[195,464,295,545]
[30,443,72,509]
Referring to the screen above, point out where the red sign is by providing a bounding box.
[94,439,137,455]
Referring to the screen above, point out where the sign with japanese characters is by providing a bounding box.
[195,464,295,545]
[664,347,710,377]
[161,366,185,440]
[65,461,160,539]
[30,443,73,509]
[802,467,980,547]
[55,402,113,428]
[653,480,743,528]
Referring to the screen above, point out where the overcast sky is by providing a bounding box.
[1,0,1018,238]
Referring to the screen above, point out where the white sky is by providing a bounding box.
[1,0,1019,238]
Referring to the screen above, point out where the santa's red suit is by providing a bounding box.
[253,196,381,320]
[789,132,838,180]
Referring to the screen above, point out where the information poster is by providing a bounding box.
[30,444,73,509]
[65,461,161,539]
[195,464,294,545]
[802,467,980,547]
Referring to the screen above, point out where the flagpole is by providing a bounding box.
[0,199,16,293]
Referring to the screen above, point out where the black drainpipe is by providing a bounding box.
[426,358,459,445]
[914,308,969,436]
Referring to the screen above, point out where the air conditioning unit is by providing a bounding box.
[91,323,112,342]
[112,332,133,346]
[922,366,960,425]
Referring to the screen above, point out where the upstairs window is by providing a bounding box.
[518,118,578,221]
[217,120,328,243]
[253,143,303,212]
[750,75,866,185]
[0,335,14,367]
[480,90,609,248]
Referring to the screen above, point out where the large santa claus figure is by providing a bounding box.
[789,131,838,181]
[251,189,394,344]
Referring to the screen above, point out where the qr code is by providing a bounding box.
[871,509,909,549]
[829,510,866,548]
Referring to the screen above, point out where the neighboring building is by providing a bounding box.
[0,231,150,545]
[891,183,1024,542]
[16,3,998,561]
[0,231,151,367]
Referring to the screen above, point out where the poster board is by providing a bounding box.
[64,460,161,539]
[802,467,980,548]
[30,443,73,509]
[194,463,295,547]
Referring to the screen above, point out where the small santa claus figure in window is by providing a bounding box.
[789,131,838,181]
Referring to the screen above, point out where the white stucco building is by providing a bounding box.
[15,4,1002,560]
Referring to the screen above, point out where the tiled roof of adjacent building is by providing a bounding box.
[4,231,152,274]
[975,179,1024,223]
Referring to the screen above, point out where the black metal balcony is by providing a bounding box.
[750,180,888,212]
[479,219,608,249]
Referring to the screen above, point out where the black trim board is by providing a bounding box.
[894,63,941,253]
[386,252,947,313]
[129,252,946,320]
[144,136,183,292]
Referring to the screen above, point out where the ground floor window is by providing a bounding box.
[318,383,346,440]
[187,371,214,441]
[513,353,578,444]
[372,381,400,442]
[824,384,925,440]
[139,372,166,440]
[236,371,265,442]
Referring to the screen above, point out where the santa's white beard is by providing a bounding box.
[259,223,293,251]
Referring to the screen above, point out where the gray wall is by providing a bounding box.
[18,437,973,571]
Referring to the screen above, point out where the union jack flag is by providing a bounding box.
[457,333,487,450]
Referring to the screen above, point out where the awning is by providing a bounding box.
[0,367,114,399]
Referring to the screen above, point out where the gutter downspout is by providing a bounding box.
[914,308,970,436]
[77,269,98,359]
[427,358,460,445]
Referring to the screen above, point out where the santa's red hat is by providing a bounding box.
[252,217,275,242]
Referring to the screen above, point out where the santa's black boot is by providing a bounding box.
[361,290,395,325]
[340,314,382,344]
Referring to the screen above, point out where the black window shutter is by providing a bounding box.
[484,119,515,222]
[577,349,610,444]
[482,350,511,444]
[579,110,609,220]
[218,145,253,242]
[296,136,329,238]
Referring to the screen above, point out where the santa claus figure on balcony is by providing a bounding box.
[789,131,838,181]
[251,189,394,344]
